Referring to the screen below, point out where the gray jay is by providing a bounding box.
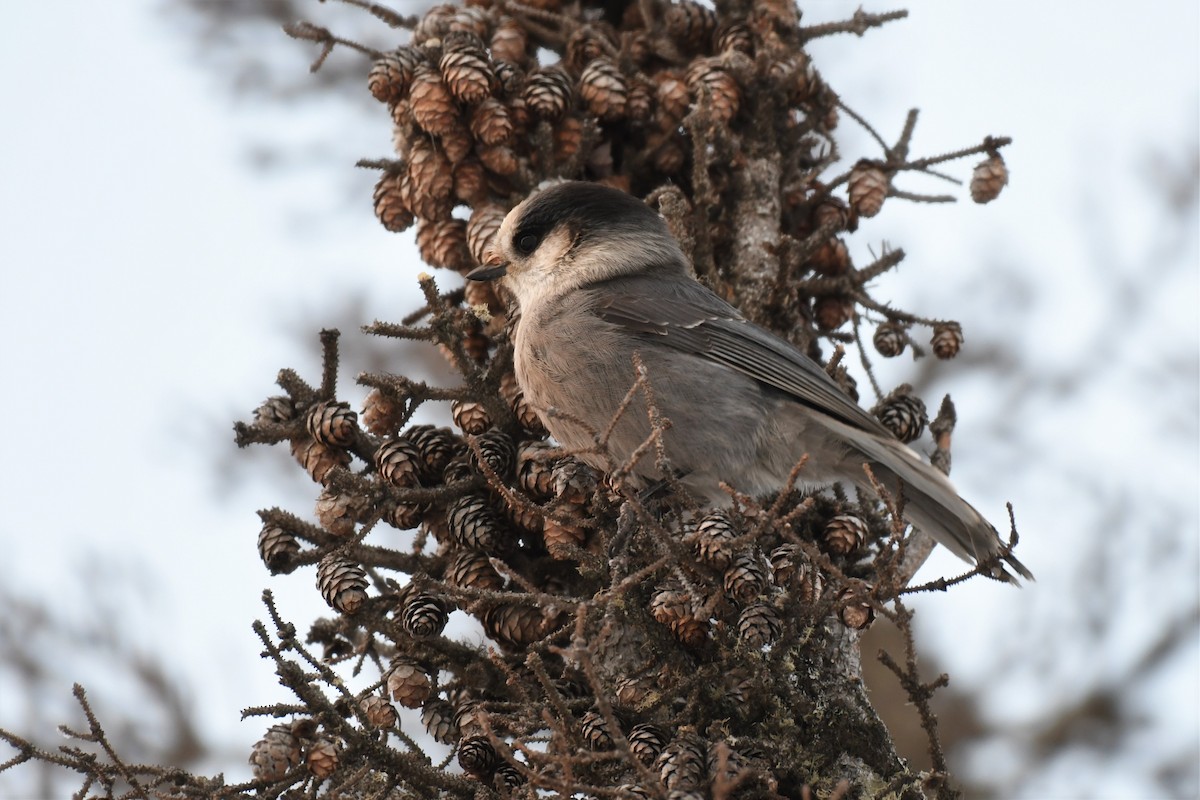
[468,181,1031,582]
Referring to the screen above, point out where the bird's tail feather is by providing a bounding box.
[826,421,1033,583]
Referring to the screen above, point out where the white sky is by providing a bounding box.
[0,1,1196,797]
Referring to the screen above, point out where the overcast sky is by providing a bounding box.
[0,1,1196,797]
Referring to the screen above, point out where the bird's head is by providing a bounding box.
[467,181,689,308]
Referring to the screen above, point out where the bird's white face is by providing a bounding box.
[486,202,580,310]
[469,181,690,310]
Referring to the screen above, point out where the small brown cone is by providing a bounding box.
[410,63,460,136]
[416,217,471,270]
[401,592,450,639]
[848,160,889,218]
[452,398,492,434]
[368,47,423,104]
[447,495,506,551]
[375,437,423,488]
[650,586,707,646]
[458,735,499,776]
[490,17,529,64]
[468,97,514,146]
[723,551,768,603]
[814,294,855,331]
[306,401,357,448]
[445,549,504,591]
[360,695,398,729]
[291,436,351,484]
[439,33,495,105]
[685,58,739,123]
[258,522,300,575]
[738,602,782,648]
[931,322,964,359]
[422,699,459,743]
[315,488,362,538]
[837,583,876,630]
[467,204,508,265]
[405,138,454,220]
[970,152,1009,203]
[580,57,628,121]
[524,66,572,120]
[872,322,908,358]
[249,725,301,781]
[316,555,368,614]
[386,658,433,708]
[874,385,929,444]
[306,738,339,779]
[665,1,717,52]
[372,170,415,233]
[823,514,868,556]
[484,602,561,649]
[361,388,405,436]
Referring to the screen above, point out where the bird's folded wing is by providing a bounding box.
[594,282,892,437]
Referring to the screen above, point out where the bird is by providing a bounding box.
[467,181,1031,582]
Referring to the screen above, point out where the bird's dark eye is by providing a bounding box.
[515,233,540,254]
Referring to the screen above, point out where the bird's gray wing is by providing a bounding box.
[591,277,892,437]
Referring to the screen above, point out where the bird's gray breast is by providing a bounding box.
[514,289,778,500]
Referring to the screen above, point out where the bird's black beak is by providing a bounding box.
[466,252,507,281]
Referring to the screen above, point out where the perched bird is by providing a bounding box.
[468,181,1031,582]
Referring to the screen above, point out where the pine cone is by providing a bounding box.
[848,160,889,218]
[466,204,508,265]
[452,398,493,434]
[470,430,515,478]
[516,441,558,499]
[650,587,706,646]
[524,66,573,120]
[291,436,351,484]
[375,437,424,488]
[253,395,295,425]
[316,555,368,614]
[405,424,464,478]
[823,514,868,555]
[458,735,499,776]
[665,1,717,52]
[445,549,504,591]
[814,294,855,331]
[402,591,450,638]
[249,725,301,781]
[439,32,495,105]
[769,543,824,604]
[368,47,424,103]
[258,522,300,575]
[360,695,398,728]
[580,709,615,750]
[738,602,782,648]
[872,322,907,358]
[416,216,471,270]
[447,495,506,551]
[372,170,415,233]
[874,385,928,443]
[628,723,668,765]
[580,57,628,121]
[405,138,454,220]
[484,602,560,649]
[410,63,460,136]
[490,18,529,64]
[689,509,738,570]
[723,550,768,602]
[386,658,433,708]
[468,97,514,146]
[315,487,362,538]
[970,152,1008,204]
[306,738,339,779]
[931,322,964,359]
[306,401,357,448]
[837,583,876,630]
[422,699,459,744]
[656,731,706,791]
[685,57,739,123]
